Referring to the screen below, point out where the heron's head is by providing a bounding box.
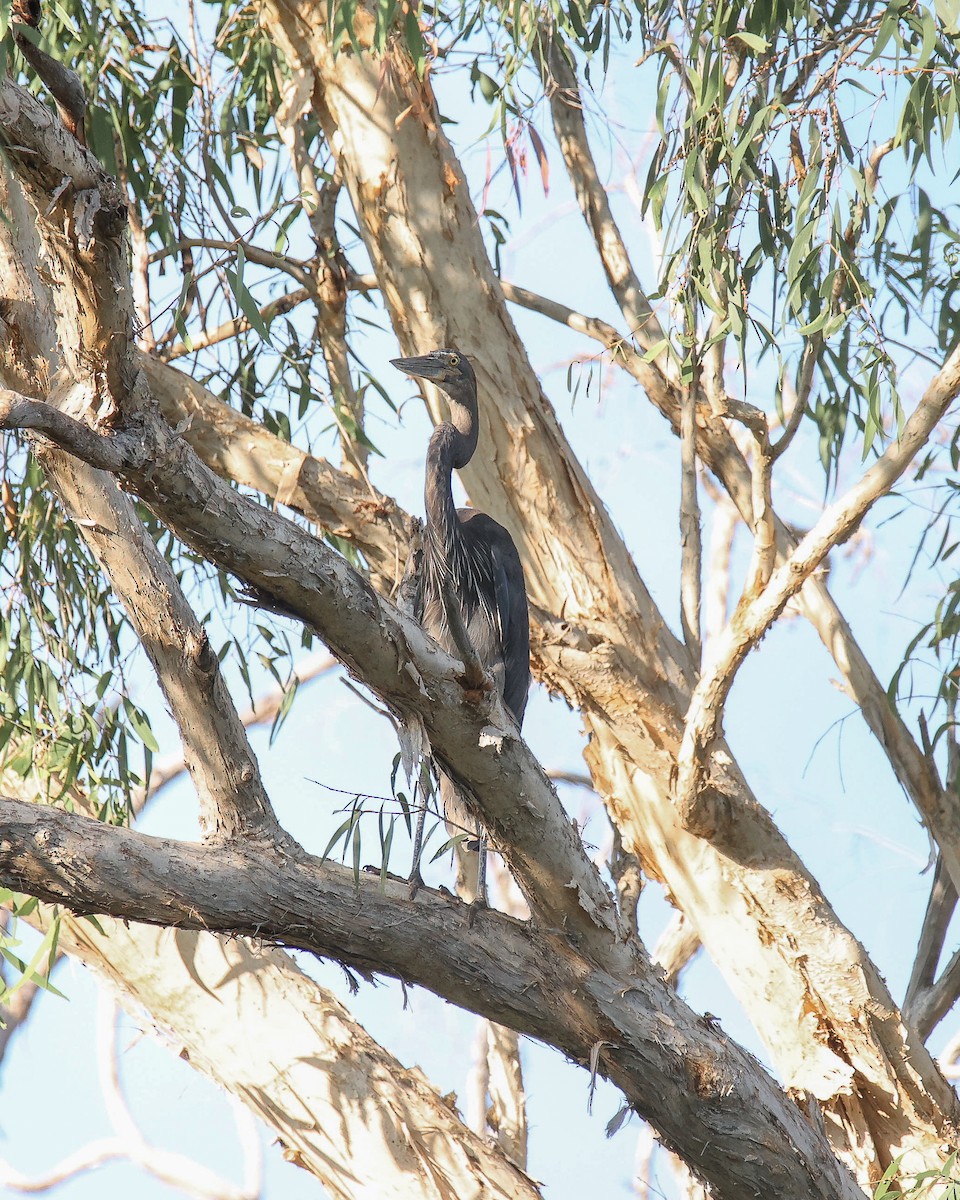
[390,348,477,410]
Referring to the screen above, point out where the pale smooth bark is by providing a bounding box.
[16,907,541,1200]
[3,21,959,1196]
[536,25,957,911]
[255,3,959,1173]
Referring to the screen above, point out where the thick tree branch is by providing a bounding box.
[0,799,863,1200]
[46,450,285,845]
[141,354,410,598]
[0,753,537,1200]
[0,390,136,470]
[0,375,621,950]
[19,911,541,1200]
[4,43,958,1180]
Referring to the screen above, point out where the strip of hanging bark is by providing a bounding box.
[0,798,866,1200]
[679,375,702,662]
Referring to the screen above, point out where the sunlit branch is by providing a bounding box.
[538,30,669,366]
[677,343,960,828]
[0,797,867,1200]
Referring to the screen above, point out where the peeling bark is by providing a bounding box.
[17,907,542,1200]
[254,3,959,1173]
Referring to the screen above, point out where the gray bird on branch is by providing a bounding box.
[392,348,530,905]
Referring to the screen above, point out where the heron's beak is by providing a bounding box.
[390,355,448,382]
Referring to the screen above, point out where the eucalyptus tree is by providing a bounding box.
[2,1,960,1197]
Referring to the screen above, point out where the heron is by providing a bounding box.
[391,348,530,905]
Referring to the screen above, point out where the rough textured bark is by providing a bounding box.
[0,136,281,847]
[141,353,411,598]
[255,2,959,1174]
[0,798,865,1200]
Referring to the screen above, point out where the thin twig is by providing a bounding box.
[150,237,314,290]
[680,371,702,664]
[161,286,312,361]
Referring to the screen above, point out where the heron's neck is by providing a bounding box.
[425,422,472,549]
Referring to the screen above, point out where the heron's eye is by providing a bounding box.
[448,354,460,367]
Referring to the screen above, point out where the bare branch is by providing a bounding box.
[0,389,136,470]
[678,344,960,829]
[538,32,667,357]
[149,237,314,290]
[39,446,285,845]
[907,944,960,1043]
[0,798,865,1200]
[121,179,156,354]
[701,481,737,654]
[905,857,956,1023]
[142,355,411,597]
